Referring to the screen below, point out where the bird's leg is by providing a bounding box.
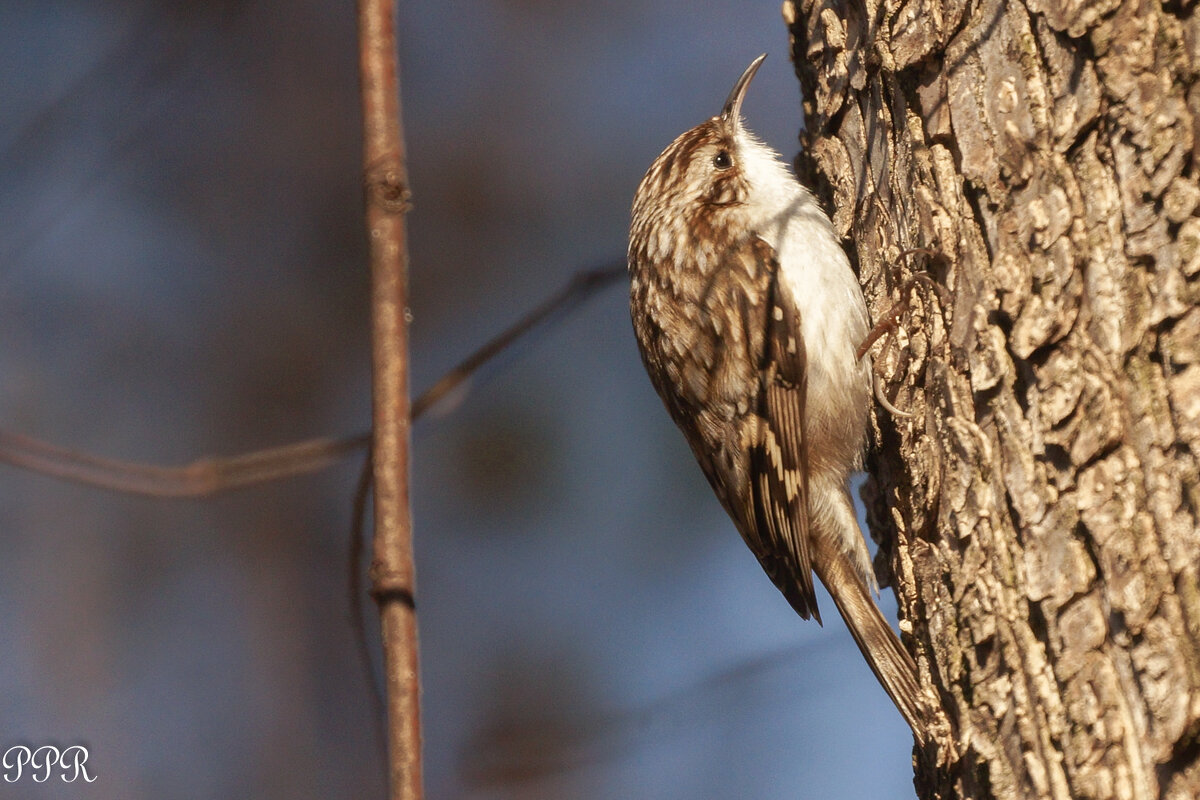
[855,250,945,361]
[857,251,951,418]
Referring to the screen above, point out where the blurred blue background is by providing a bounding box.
[0,1,915,797]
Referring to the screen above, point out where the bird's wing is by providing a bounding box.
[747,239,818,621]
[656,232,818,621]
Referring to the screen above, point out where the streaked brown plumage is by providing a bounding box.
[627,55,925,736]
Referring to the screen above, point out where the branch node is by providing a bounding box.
[369,563,416,609]
[365,156,413,214]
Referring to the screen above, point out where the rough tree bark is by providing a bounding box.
[785,0,1200,797]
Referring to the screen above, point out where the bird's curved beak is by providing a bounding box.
[720,54,767,126]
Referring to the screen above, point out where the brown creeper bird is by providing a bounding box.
[627,54,924,735]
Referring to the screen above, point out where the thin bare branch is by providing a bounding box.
[346,447,389,770]
[357,0,422,794]
[0,263,623,497]
[0,429,370,497]
[411,263,624,418]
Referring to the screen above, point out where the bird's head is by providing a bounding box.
[631,54,800,238]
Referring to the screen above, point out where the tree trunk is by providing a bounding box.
[785,0,1200,797]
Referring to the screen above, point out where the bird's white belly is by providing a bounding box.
[769,205,872,471]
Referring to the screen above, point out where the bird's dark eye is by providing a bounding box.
[712,150,732,170]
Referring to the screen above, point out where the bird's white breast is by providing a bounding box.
[736,135,872,446]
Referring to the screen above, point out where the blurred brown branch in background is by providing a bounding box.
[0,264,623,497]
[0,429,370,497]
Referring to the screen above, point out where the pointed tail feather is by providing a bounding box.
[811,536,927,738]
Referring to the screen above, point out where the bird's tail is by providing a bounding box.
[812,536,927,738]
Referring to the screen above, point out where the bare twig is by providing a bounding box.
[0,429,369,497]
[411,264,624,418]
[0,263,623,497]
[346,446,389,769]
[357,0,422,795]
